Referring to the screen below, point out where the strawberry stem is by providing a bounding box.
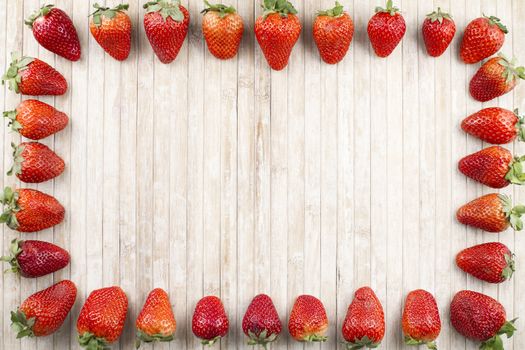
[484,14,508,34]
[246,329,279,348]
[25,4,54,28]
[502,253,516,280]
[343,335,381,350]
[500,193,525,230]
[0,238,23,274]
[0,186,20,230]
[78,331,110,349]
[1,52,35,94]
[317,2,345,17]
[135,329,175,348]
[261,0,297,19]
[10,310,36,338]
[515,109,525,142]
[426,7,452,23]
[375,0,400,16]
[7,142,25,178]
[201,1,237,18]
[143,0,184,22]
[3,109,22,134]
[89,3,129,27]
[505,154,525,185]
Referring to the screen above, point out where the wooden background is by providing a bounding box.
[1,0,524,349]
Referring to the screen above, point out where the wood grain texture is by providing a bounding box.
[1,0,524,349]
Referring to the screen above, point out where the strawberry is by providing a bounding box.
[89,3,132,61]
[202,1,244,60]
[367,0,406,58]
[456,193,525,233]
[450,290,517,350]
[470,54,525,102]
[458,146,525,189]
[255,0,302,71]
[143,0,190,64]
[0,187,65,232]
[3,100,69,140]
[1,238,69,278]
[192,296,229,345]
[402,290,441,350]
[456,242,515,284]
[2,53,67,96]
[341,287,385,349]
[77,286,128,349]
[25,4,81,61]
[10,280,77,338]
[136,288,177,348]
[462,108,525,145]
[313,2,354,65]
[8,142,65,183]
[422,8,456,57]
[288,295,328,342]
[242,294,282,348]
[460,15,507,64]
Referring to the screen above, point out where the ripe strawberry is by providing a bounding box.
[460,15,507,64]
[462,108,525,145]
[143,0,190,64]
[0,187,65,232]
[402,290,441,350]
[136,288,177,348]
[341,287,385,349]
[25,4,81,61]
[10,280,77,338]
[242,294,282,348]
[422,8,456,57]
[313,2,354,65]
[288,295,328,342]
[2,53,67,96]
[192,296,229,345]
[3,100,69,140]
[202,1,244,60]
[1,238,69,278]
[255,0,302,71]
[458,146,525,189]
[367,0,406,58]
[450,290,516,349]
[8,142,65,183]
[89,3,132,61]
[457,193,525,233]
[457,242,515,284]
[77,286,128,349]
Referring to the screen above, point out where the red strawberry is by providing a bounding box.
[457,242,515,283]
[2,53,67,96]
[8,142,65,183]
[25,4,81,61]
[77,286,128,349]
[422,8,456,57]
[367,0,406,58]
[402,290,441,350]
[10,280,77,338]
[143,0,190,64]
[136,288,177,348]
[255,0,302,71]
[456,193,525,233]
[342,287,385,349]
[458,146,525,189]
[242,294,282,348]
[460,15,507,64]
[462,108,525,145]
[0,187,65,232]
[1,238,69,278]
[450,290,517,349]
[192,296,229,345]
[288,295,328,342]
[313,2,354,65]
[89,3,132,61]
[202,1,244,60]
[3,100,69,140]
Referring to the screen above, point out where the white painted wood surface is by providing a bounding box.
[1,0,524,349]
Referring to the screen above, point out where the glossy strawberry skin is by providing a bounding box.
[458,146,513,189]
[470,57,518,102]
[288,295,328,342]
[422,11,456,57]
[89,5,132,61]
[5,100,68,140]
[202,10,244,60]
[12,280,77,337]
[367,11,406,57]
[457,243,514,283]
[255,13,302,71]
[456,194,510,232]
[460,17,506,64]
[313,12,354,65]
[136,288,176,346]
[18,59,67,96]
[11,142,65,183]
[242,294,282,346]
[77,287,128,345]
[402,290,441,346]
[462,108,520,145]
[192,296,229,344]
[342,287,385,347]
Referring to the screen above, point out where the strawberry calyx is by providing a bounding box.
[480,319,517,350]
[78,331,110,350]
[144,0,184,22]
[500,194,525,230]
[247,329,279,349]
[90,3,129,27]
[201,1,236,18]
[375,0,400,16]
[200,335,222,346]
[505,154,525,185]
[261,0,297,19]
[426,7,452,24]
[10,309,36,338]
[502,253,516,280]
[25,4,54,28]
[404,335,437,349]
[343,335,381,350]
[484,14,508,34]
[302,333,328,342]
[317,1,345,18]
[135,329,174,349]
[498,53,525,84]
[1,52,35,94]
[515,109,525,142]
[0,187,20,230]
[0,238,23,274]
[3,109,23,134]
[7,142,25,178]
